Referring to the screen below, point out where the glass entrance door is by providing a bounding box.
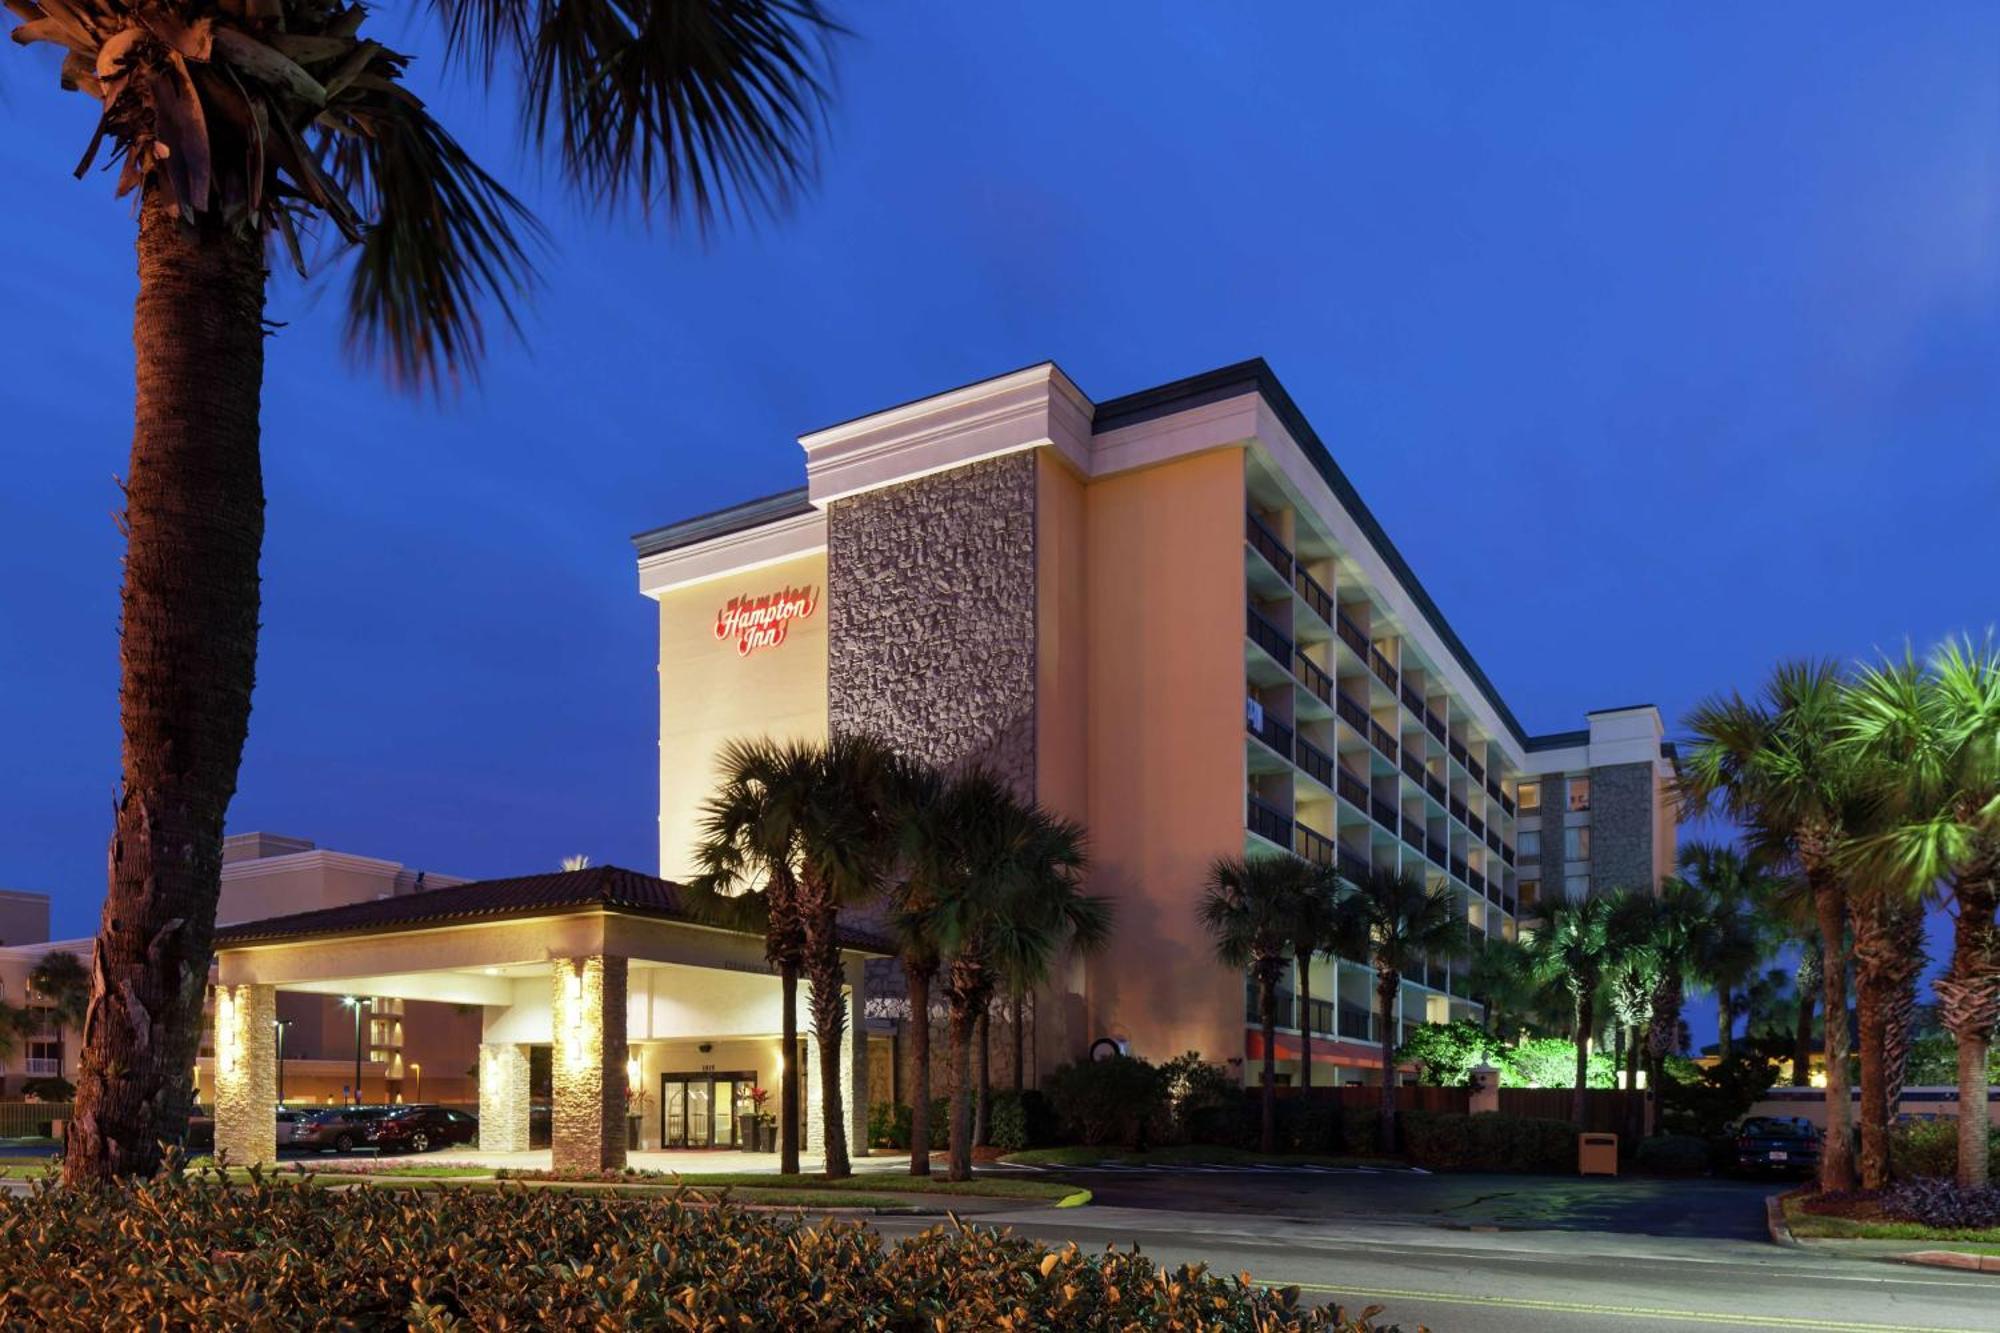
[659,1071,756,1148]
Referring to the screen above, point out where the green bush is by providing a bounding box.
[1397,1020,1498,1086]
[1341,1105,1383,1156]
[1889,1119,2000,1179]
[987,1090,1057,1153]
[1400,1111,1575,1173]
[868,1101,912,1150]
[1160,1051,1238,1139]
[1497,1038,1615,1089]
[0,1166,1402,1329]
[1045,1056,1168,1148]
[1659,1052,1778,1139]
[1634,1134,1710,1176]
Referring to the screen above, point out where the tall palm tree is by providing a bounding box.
[1676,843,1775,1060]
[1198,854,1315,1153]
[1842,638,2000,1188]
[1524,891,1620,1125]
[1463,933,1538,1039]
[1641,876,1720,1094]
[1291,864,1344,1092]
[15,0,843,1182]
[929,778,1108,1182]
[687,737,819,1176]
[884,756,952,1177]
[1605,893,1662,1094]
[1681,661,1862,1192]
[1331,866,1466,1150]
[27,952,91,1032]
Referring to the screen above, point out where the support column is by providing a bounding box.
[847,958,870,1157]
[551,955,628,1172]
[478,1043,532,1152]
[213,983,277,1166]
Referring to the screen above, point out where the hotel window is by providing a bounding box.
[1567,777,1592,812]
[1519,830,1541,858]
[1566,873,1592,898]
[1519,878,1540,907]
[1565,826,1591,861]
[1517,782,1541,812]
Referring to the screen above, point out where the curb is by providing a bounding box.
[1765,1194,1801,1248]
[1896,1250,2000,1275]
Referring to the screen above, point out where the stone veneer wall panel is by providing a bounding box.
[1588,761,1658,895]
[478,1042,532,1152]
[826,451,1038,794]
[213,983,277,1165]
[551,955,628,1172]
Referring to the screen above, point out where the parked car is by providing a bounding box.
[364,1106,478,1155]
[291,1106,398,1153]
[1730,1116,1821,1175]
[185,1115,214,1153]
[275,1108,313,1146]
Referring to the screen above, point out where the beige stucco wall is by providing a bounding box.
[1079,447,1248,1071]
[656,551,829,880]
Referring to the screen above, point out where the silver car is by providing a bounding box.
[275,1108,312,1146]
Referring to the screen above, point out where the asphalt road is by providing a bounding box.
[871,1168,1998,1333]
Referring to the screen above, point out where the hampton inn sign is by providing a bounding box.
[714,584,819,657]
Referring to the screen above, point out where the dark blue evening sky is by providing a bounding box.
[4,1,1996,1031]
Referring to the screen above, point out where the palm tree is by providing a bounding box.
[932,782,1108,1181]
[1605,894,1662,1094]
[1681,661,1862,1192]
[1198,854,1315,1153]
[884,757,952,1176]
[1524,891,1620,1124]
[1676,843,1775,1059]
[1842,638,2000,1188]
[17,0,843,1182]
[28,952,91,1032]
[1640,876,1715,1095]
[1463,934,1539,1039]
[1291,864,1344,1092]
[687,737,819,1176]
[1332,866,1466,1150]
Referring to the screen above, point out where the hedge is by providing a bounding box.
[1398,1111,1575,1173]
[1888,1119,2000,1180]
[0,1166,1408,1329]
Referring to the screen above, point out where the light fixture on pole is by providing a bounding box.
[340,996,373,1106]
[273,1018,294,1105]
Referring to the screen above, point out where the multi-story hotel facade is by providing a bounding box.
[639,359,1677,1088]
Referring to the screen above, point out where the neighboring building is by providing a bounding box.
[1517,709,1679,917]
[0,899,84,1096]
[634,358,1679,1089]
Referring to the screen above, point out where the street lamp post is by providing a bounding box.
[341,997,373,1106]
[274,1019,294,1104]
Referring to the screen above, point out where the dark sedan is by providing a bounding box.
[1731,1116,1821,1175]
[364,1106,478,1155]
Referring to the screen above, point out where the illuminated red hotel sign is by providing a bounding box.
[714,584,819,657]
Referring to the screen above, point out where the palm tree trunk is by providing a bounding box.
[946,997,978,1182]
[1852,894,1895,1190]
[1809,865,1856,1193]
[780,965,801,1175]
[905,961,932,1176]
[974,1009,991,1147]
[1258,970,1278,1154]
[1792,945,1820,1088]
[1010,992,1026,1092]
[1880,902,1926,1135]
[1715,987,1732,1061]
[67,191,267,1183]
[1295,950,1314,1092]
[804,934,851,1179]
[1376,969,1399,1153]
[1572,992,1594,1126]
[1939,869,2000,1189]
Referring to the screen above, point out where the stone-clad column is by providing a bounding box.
[478,1043,532,1152]
[213,983,277,1166]
[551,956,628,1172]
[800,970,871,1163]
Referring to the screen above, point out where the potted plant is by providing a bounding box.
[747,1086,774,1152]
[627,1086,653,1151]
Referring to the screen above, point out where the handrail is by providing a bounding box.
[1247,607,1293,664]
[1246,509,1293,575]
[1293,566,1334,625]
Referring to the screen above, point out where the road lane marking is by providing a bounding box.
[1277,1281,1978,1332]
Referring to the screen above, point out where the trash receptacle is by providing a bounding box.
[1578,1132,1618,1176]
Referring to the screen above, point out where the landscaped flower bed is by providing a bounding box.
[0,1166,1409,1329]
[1787,1184,2000,1246]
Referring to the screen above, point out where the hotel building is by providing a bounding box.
[635,359,1678,1087]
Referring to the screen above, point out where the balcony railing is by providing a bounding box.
[22,1057,61,1077]
[1400,752,1424,784]
[1244,980,1297,1026]
[1503,894,1517,916]
[1247,509,1292,575]
[1400,680,1425,715]
[1247,608,1293,664]
[1486,776,1504,804]
[1450,856,1470,883]
[1338,1002,1374,1042]
[1469,869,1487,896]
[1467,754,1486,785]
[1299,996,1336,1037]
[1368,719,1398,761]
[1295,823,1336,868]
[1426,836,1448,867]
[1248,796,1292,846]
[1369,647,1397,690]
[1500,843,1516,866]
[1448,736,1468,767]
[1400,823,1423,852]
[1293,567,1335,626]
[1484,828,1501,855]
[1335,608,1370,660]
[1468,811,1486,841]
[1423,771,1446,803]
[1448,796,1468,825]
[1293,650,1334,707]
[1369,797,1399,833]
[1335,690,1370,732]
[1424,708,1447,743]
[1248,706,1294,759]
[1338,846,1372,885]
[1499,790,1516,817]
[1296,737,1335,789]
[1336,766,1369,810]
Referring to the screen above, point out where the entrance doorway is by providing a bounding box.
[659,1071,755,1148]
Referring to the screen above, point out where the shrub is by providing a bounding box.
[1400,1111,1575,1173]
[1879,1177,2000,1230]
[868,1101,912,1150]
[1159,1051,1238,1139]
[1045,1055,1169,1148]
[1397,1020,1498,1087]
[0,1166,1403,1329]
[17,1077,74,1102]
[1497,1038,1615,1090]
[988,1090,1057,1153]
[1888,1119,2000,1180]
[1659,1052,1778,1139]
[1634,1134,1710,1177]
[1341,1106,1383,1156]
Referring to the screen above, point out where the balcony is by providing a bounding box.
[1338,1002,1374,1042]
[1244,981,1297,1026]
[1503,895,1517,916]
[1335,607,1371,660]
[1335,766,1369,810]
[1293,567,1335,627]
[1248,795,1292,846]
[1246,509,1292,576]
[1426,836,1448,866]
[1400,823,1423,853]
[1484,828,1502,855]
[1499,790,1516,817]
[1367,719,1398,762]
[1468,811,1486,841]
[1299,996,1336,1037]
[1424,708,1446,743]
[1334,689,1370,733]
[1293,650,1334,708]
[1423,771,1446,803]
[23,1057,61,1077]
[1247,706,1294,759]
[1399,751,1424,784]
[1369,797,1399,833]
[1369,646,1398,690]
[1450,856,1470,883]
[1485,776,1504,805]
[1467,754,1486,786]
[1338,846,1372,885]
[1247,607,1293,665]
[1399,680,1425,715]
[1448,795,1468,825]
[1469,868,1487,895]
[1296,737,1335,789]
[1447,736,1468,768]
[1500,843,1516,866]
[1295,823,1336,868]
